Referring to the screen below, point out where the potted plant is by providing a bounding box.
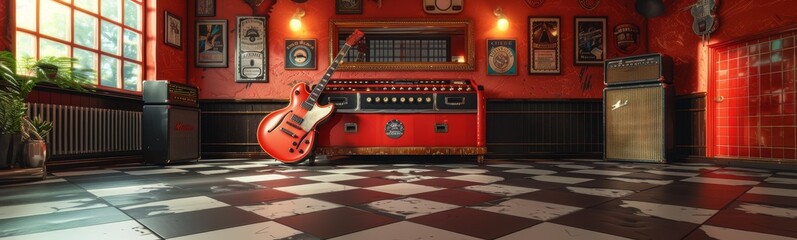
[0,50,93,174]
[21,116,52,171]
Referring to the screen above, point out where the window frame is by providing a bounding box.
[13,0,146,93]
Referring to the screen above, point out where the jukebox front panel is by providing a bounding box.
[315,79,485,156]
[604,83,673,162]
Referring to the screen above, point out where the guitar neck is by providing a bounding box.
[302,44,352,110]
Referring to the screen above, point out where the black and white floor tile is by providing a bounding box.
[2,158,797,239]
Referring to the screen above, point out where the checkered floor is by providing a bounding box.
[2,157,797,240]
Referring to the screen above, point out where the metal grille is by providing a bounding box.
[605,85,666,162]
[26,103,142,156]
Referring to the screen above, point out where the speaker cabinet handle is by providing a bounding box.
[329,97,349,105]
[435,123,448,133]
[714,96,724,103]
[444,97,466,106]
[344,123,358,133]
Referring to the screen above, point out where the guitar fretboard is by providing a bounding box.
[302,44,352,110]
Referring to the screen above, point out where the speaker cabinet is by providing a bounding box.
[143,105,200,164]
[604,83,673,162]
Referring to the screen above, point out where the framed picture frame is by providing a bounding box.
[196,0,216,17]
[164,11,182,49]
[285,39,316,70]
[528,16,561,74]
[487,39,517,76]
[196,19,227,68]
[336,0,363,14]
[235,16,268,82]
[574,17,607,65]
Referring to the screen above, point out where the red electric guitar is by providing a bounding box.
[257,29,364,163]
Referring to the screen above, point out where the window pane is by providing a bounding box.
[40,38,69,58]
[100,20,121,55]
[73,48,97,82]
[15,32,36,73]
[123,30,141,61]
[100,55,120,88]
[15,0,36,31]
[39,0,71,41]
[74,11,98,49]
[123,61,141,91]
[75,0,98,12]
[123,0,141,30]
[101,0,121,22]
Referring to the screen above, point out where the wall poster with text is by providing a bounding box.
[285,39,316,70]
[196,19,227,68]
[236,16,268,82]
[487,39,517,76]
[529,16,561,74]
[574,17,607,65]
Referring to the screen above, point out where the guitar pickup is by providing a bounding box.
[280,127,298,138]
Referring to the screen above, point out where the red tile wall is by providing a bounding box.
[713,32,797,161]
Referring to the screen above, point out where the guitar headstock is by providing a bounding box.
[345,29,365,46]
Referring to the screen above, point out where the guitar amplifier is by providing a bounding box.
[315,79,486,158]
[604,53,672,86]
[142,81,200,165]
[604,83,674,162]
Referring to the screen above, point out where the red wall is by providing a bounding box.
[650,0,797,95]
[146,0,188,84]
[190,0,647,100]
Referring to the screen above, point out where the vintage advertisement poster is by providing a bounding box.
[574,17,607,65]
[236,16,267,82]
[196,20,227,68]
[285,39,316,70]
[487,39,517,76]
[529,17,560,74]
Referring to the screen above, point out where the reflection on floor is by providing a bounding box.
[2,157,797,240]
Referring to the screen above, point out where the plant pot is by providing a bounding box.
[23,140,47,169]
[0,134,22,169]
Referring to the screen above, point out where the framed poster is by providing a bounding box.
[235,16,267,82]
[164,11,182,49]
[574,17,607,65]
[528,16,561,74]
[196,20,227,68]
[196,0,216,17]
[285,39,316,70]
[487,39,517,76]
[336,0,363,14]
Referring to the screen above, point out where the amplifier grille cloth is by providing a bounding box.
[605,86,664,162]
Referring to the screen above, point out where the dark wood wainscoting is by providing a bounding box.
[200,97,707,160]
[486,99,604,159]
[200,100,288,158]
[675,93,707,159]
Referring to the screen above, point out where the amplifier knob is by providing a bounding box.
[400,97,406,102]
[458,87,463,91]
[449,87,455,91]
[400,87,404,90]
[407,87,413,91]
[375,97,381,102]
[383,97,388,102]
[392,97,397,103]
[417,97,423,102]
[366,97,372,102]
[432,87,437,91]
[424,87,429,91]
[409,97,414,103]
[466,87,472,91]
[426,97,432,103]
[391,87,396,90]
[383,87,388,90]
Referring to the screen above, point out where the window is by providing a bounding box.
[15,0,145,92]
[339,36,451,63]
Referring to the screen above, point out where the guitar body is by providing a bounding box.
[691,0,719,36]
[257,83,335,163]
